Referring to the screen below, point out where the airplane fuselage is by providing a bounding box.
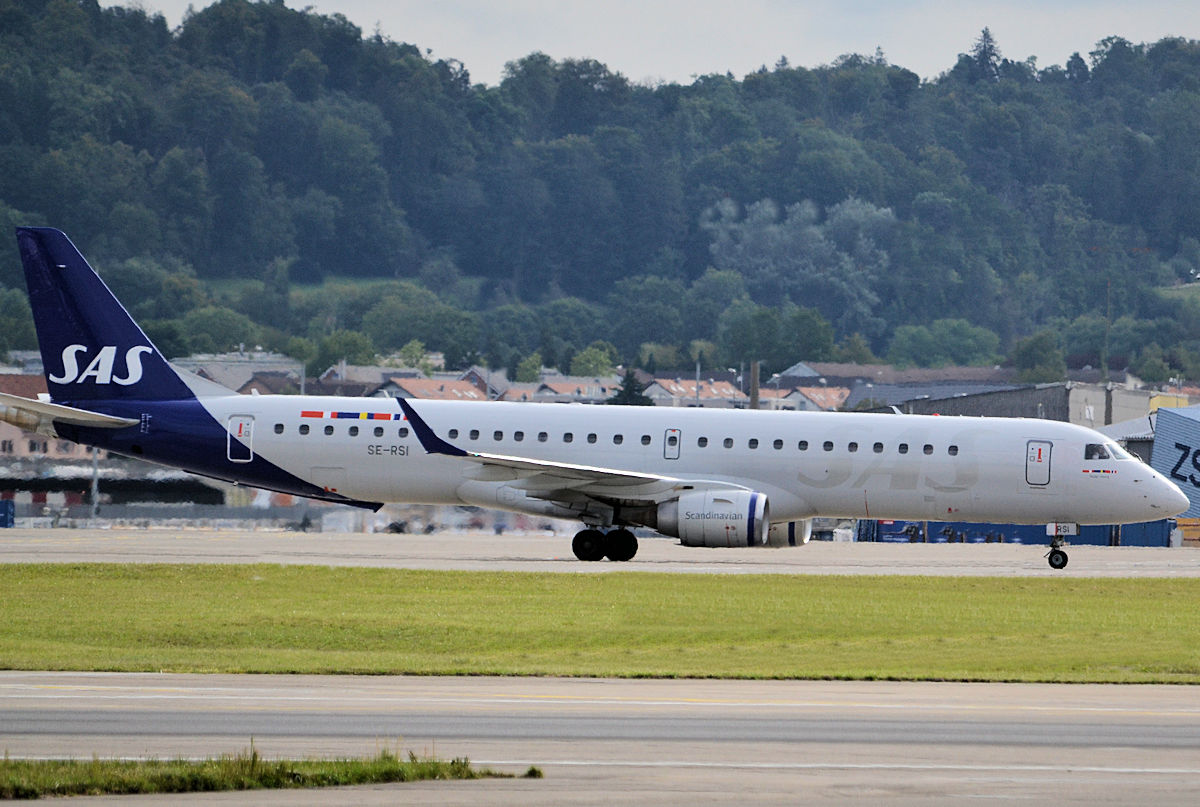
[62,394,1182,528]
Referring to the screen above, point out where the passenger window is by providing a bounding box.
[873,442,883,453]
[667,435,678,446]
[494,430,503,441]
[822,441,834,452]
[324,425,334,436]
[641,435,651,445]
[399,427,409,438]
[948,445,959,456]
[448,429,459,439]
[469,429,480,440]
[538,432,548,442]
[748,438,759,449]
[898,443,909,454]
[374,426,384,437]
[773,439,783,450]
[923,444,933,455]
[799,440,808,451]
[613,434,623,445]
[588,433,597,444]
[274,423,284,434]
[514,431,524,442]
[848,442,858,453]
[723,438,733,448]
[299,424,310,435]
[564,433,574,443]
[698,437,708,447]
[348,425,359,437]
[1085,443,1111,460]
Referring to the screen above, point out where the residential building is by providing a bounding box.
[373,377,488,401]
[644,378,749,408]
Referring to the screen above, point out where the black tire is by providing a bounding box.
[605,528,638,562]
[1047,548,1069,570]
[572,529,607,561]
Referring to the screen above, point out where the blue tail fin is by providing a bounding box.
[16,227,195,403]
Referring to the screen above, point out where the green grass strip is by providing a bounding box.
[1,564,1199,682]
[0,749,514,798]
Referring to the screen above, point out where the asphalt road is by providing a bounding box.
[4,673,1200,805]
[4,528,1200,804]
[2,526,1200,575]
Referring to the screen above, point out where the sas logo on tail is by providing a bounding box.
[49,344,153,385]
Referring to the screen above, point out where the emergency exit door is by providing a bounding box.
[1026,440,1051,486]
[664,428,681,460]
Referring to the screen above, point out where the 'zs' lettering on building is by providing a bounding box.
[49,344,152,386]
[1168,442,1200,489]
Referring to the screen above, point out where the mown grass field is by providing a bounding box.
[2,564,1199,683]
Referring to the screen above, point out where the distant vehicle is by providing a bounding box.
[3,228,1189,569]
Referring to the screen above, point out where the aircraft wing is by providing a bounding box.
[397,398,745,503]
[0,392,139,435]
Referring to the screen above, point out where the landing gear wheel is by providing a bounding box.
[572,529,607,562]
[605,528,638,562]
[1047,548,1069,570]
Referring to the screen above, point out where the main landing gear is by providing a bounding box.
[572,527,638,562]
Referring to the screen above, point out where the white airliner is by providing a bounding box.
[4,228,1189,569]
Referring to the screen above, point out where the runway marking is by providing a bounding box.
[5,755,1195,777]
[473,760,1200,776]
[3,686,1199,718]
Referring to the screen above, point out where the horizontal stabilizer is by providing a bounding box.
[0,391,138,435]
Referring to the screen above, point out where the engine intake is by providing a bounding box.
[657,489,768,547]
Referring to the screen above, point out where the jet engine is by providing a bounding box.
[767,520,812,547]
[657,489,768,547]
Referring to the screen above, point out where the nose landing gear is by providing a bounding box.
[572,527,638,561]
[1046,547,1069,569]
[1045,536,1069,570]
[1044,523,1076,570]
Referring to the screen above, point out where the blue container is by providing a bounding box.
[857,518,1173,547]
[0,500,13,528]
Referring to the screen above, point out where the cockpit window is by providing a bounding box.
[1107,442,1134,461]
[1085,443,1111,460]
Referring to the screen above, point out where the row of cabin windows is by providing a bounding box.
[272,422,958,456]
[276,423,412,438]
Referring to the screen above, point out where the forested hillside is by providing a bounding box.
[3,0,1200,381]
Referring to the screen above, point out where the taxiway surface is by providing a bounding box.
[4,672,1200,805]
[3,529,1200,804]
[2,526,1200,575]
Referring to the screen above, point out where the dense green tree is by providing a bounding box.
[515,351,542,383]
[0,288,36,353]
[607,368,654,405]
[311,329,374,374]
[834,333,878,364]
[6,4,1200,382]
[889,319,999,367]
[605,275,686,357]
[1012,331,1068,382]
[570,341,618,376]
[181,306,261,353]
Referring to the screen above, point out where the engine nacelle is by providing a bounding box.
[767,520,812,547]
[657,489,768,547]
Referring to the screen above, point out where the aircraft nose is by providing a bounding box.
[1161,478,1191,516]
[1145,470,1191,516]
